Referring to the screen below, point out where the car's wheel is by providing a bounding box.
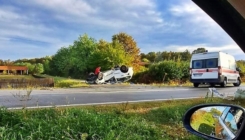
[233,78,241,87]
[193,83,199,87]
[220,78,227,87]
[120,65,128,73]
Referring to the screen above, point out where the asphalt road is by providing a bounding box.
[0,84,244,109]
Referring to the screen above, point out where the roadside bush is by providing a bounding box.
[148,60,189,82]
[131,60,190,84]
[131,70,154,84]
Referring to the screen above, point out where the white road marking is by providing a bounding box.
[7,96,202,110]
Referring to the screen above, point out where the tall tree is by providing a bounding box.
[33,63,44,74]
[71,34,98,76]
[145,52,156,62]
[181,49,192,61]
[192,48,207,54]
[49,46,73,76]
[88,41,133,70]
[155,51,163,62]
[112,32,141,72]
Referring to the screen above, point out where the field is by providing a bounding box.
[1,97,245,140]
[0,74,89,88]
[0,75,34,79]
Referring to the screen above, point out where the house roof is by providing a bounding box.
[0,66,28,70]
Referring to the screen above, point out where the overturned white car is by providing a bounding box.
[86,65,133,84]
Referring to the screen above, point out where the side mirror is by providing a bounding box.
[183,104,245,140]
[236,67,241,72]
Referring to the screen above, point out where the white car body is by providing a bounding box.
[190,51,241,87]
[95,67,133,84]
[86,65,134,84]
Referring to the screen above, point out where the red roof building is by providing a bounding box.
[0,66,29,75]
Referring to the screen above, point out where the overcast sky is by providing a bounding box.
[1,0,245,61]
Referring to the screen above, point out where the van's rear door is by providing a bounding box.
[191,58,219,79]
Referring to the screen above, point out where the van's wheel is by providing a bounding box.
[120,65,128,73]
[233,78,241,87]
[193,83,199,87]
[220,78,227,87]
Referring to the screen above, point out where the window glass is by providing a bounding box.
[192,60,203,69]
[206,59,218,68]
[192,58,218,69]
[221,107,230,120]
[224,112,238,134]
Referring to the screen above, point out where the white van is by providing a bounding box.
[190,51,241,87]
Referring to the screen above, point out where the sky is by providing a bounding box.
[1,0,245,61]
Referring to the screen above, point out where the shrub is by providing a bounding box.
[148,60,189,82]
[131,60,190,84]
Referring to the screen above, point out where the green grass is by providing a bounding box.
[33,74,79,82]
[0,75,34,79]
[1,97,245,139]
[0,74,89,89]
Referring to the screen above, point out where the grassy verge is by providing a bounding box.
[1,74,244,89]
[0,75,34,79]
[1,97,245,139]
[35,74,77,82]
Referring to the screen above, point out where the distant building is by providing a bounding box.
[0,66,28,75]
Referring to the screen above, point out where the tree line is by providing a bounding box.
[1,32,244,83]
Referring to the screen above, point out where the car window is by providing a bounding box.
[205,58,218,68]
[192,58,218,69]
[224,112,238,134]
[192,60,203,69]
[221,107,230,120]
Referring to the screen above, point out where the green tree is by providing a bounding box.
[145,52,156,62]
[236,60,245,77]
[71,34,98,76]
[43,59,51,74]
[88,41,133,70]
[142,58,150,63]
[24,63,35,74]
[33,63,44,74]
[49,46,73,76]
[210,108,222,116]
[112,32,141,72]
[155,52,163,62]
[192,48,207,54]
[181,49,192,61]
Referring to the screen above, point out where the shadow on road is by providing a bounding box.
[189,85,237,89]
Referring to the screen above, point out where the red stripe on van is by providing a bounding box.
[192,68,238,74]
[221,68,239,74]
[192,69,218,73]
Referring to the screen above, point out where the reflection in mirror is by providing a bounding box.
[190,106,244,140]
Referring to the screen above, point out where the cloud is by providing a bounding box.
[0,0,244,61]
[0,6,61,44]
[165,43,244,56]
[169,0,234,44]
[18,0,167,32]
